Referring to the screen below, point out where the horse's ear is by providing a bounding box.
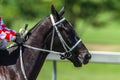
[59,7,65,16]
[51,5,61,20]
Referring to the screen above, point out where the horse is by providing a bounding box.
[0,5,91,80]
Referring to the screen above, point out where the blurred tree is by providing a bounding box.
[0,0,20,27]
[63,0,120,27]
[0,0,120,29]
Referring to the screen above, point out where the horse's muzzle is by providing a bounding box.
[74,52,91,67]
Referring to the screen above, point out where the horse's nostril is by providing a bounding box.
[85,54,91,59]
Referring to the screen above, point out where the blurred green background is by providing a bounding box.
[1,0,120,80]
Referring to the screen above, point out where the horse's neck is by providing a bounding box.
[19,18,52,79]
[0,17,52,80]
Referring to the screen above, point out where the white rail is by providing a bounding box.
[47,51,120,63]
[46,51,120,80]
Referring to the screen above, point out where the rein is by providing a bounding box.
[19,14,82,80]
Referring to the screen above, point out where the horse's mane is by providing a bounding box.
[27,16,50,35]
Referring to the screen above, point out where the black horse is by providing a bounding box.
[0,5,91,80]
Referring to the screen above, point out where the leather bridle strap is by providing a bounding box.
[50,14,82,53]
[19,14,82,80]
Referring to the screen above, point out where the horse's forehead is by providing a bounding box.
[64,21,75,32]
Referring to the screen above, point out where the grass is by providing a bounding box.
[37,61,120,80]
[12,18,120,45]
[75,19,120,44]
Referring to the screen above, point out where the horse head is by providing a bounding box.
[44,5,91,67]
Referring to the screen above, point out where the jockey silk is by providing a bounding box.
[0,17,16,42]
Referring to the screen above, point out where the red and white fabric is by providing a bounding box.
[0,17,16,42]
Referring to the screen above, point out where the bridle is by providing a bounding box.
[23,14,82,58]
[19,14,82,80]
[49,14,82,59]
